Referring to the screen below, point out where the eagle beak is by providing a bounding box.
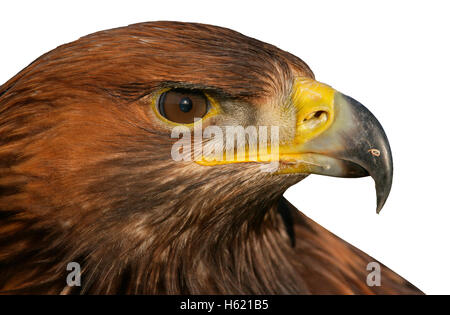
[279,78,393,213]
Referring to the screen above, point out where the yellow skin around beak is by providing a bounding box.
[195,77,339,171]
[277,78,337,174]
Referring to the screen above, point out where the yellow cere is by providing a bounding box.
[290,77,335,146]
[273,78,336,173]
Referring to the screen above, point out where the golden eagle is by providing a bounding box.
[0,21,421,294]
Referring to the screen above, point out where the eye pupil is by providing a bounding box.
[179,97,193,112]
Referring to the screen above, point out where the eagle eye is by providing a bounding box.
[158,89,209,124]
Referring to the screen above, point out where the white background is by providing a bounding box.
[1,0,448,294]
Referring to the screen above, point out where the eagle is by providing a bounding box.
[0,21,422,294]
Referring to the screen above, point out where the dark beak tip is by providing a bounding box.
[374,168,393,214]
[376,201,384,214]
[340,93,394,214]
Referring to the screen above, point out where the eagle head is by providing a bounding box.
[0,22,397,294]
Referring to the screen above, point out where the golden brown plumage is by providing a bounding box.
[0,21,421,294]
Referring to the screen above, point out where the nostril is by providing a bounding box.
[314,110,326,118]
[303,110,328,122]
[301,110,329,131]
